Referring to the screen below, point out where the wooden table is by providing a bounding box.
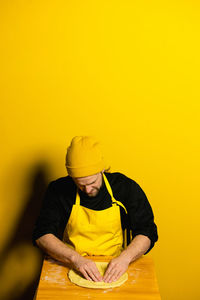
[35,255,161,300]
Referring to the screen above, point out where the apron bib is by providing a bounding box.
[63,173,127,256]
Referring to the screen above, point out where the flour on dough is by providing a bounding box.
[68,261,128,289]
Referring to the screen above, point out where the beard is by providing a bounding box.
[79,173,104,197]
[84,176,103,197]
[85,187,101,197]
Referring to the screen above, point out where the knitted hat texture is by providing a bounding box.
[66,136,105,177]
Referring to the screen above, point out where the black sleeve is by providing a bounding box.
[126,180,158,253]
[32,182,66,245]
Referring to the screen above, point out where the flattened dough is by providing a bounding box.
[68,261,128,289]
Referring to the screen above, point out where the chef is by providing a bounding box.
[33,136,158,283]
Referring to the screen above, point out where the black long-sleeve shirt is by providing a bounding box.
[32,172,158,253]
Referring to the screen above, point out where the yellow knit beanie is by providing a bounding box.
[66,136,106,178]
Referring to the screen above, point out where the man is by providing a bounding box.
[33,136,158,283]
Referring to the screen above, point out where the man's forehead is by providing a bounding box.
[74,173,99,185]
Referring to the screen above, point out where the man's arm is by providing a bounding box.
[120,234,151,263]
[103,234,151,282]
[36,233,103,282]
[36,233,79,265]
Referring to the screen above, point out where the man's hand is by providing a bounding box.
[73,255,103,282]
[103,254,130,283]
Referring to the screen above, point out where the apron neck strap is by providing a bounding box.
[75,173,127,214]
[76,190,81,205]
[103,173,128,214]
[103,173,114,198]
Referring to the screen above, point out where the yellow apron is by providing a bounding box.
[63,173,128,256]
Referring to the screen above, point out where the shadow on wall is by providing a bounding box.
[0,162,51,300]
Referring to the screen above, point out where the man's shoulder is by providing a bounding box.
[105,171,138,186]
[50,175,72,184]
[48,176,75,192]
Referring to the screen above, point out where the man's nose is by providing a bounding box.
[84,185,92,194]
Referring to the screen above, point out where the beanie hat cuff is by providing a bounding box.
[66,160,105,178]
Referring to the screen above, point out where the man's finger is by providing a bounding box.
[81,269,93,281]
[103,263,114,279]
[103,266,117,282]
[110,270,123,282]
[91,263,103,281]
[85,266,102,282]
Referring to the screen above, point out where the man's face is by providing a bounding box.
[73,172,103,197]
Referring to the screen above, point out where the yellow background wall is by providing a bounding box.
[0,1,200,299]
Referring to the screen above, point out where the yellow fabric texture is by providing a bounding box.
[66,136,105,178]
[63,173,127,256]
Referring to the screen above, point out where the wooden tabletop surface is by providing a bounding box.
[35,255,161,300]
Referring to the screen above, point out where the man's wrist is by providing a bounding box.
[119,249,133,264]
[69,251,81,265]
